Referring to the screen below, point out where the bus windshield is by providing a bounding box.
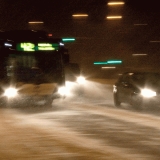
[0,30,67,85]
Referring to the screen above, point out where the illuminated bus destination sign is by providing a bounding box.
[17,43,59,51]
[20,43,35,51]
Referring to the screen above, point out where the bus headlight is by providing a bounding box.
[58,86,70,96]
[4,87,18,98]
[77,76,85,84]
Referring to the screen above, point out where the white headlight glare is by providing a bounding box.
[141,89,156,98]
[4,87,18,98]
[58,86,70,96]
[77,76,85,84]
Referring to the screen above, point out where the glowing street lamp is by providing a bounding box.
[72,14,88,18]
[107,2,125,6]
[106,16,122,19]
[28,21,44,24]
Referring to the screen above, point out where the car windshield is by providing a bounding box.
[131,73,160,85]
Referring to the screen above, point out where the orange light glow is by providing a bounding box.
[134,24,148,26]
[48,33,52,37]
[132,54,148,56]
[107,2,125,5]
[106,16,122,19]
[72,14,88,18]
[102,67,116,69]
[28,21,44,24]
[150,41,160,43]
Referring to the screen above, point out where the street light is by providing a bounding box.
[107,2,125,6]
[28,21,44,24]
[72,14,88,18]
[106,16,122,19]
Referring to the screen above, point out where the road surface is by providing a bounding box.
[0,79,160,160]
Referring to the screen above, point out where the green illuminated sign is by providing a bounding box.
[17,43,59,51]
[38,43,56,50]
[62,38,75,42]
[94,60,122,65]
[20,43,35,51]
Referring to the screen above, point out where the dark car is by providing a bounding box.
[65,63,80,82]
[113,71,160,109]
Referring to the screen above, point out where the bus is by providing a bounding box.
[0,29,70,106]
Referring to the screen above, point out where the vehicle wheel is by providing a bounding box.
[113,92,121,107]
[0,97,18,108]
[131,94,143,110]
[0,97,7,108]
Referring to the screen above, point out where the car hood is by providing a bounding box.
[135,81,160,92]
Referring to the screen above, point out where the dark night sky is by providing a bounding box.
[0,0,160,77]
[0,1,159,26]
[0,0,107,30]
[0,0,159,30]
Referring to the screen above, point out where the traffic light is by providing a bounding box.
[94,60,122,65]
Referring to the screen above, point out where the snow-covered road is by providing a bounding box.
[1,79,160,160]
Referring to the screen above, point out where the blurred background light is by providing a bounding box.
[149,41,160,43]
[72,14,88,18]
[132,54,148,56]
[28,21,44,24]
[94,60,122,65]
[62,38,76,42]
[102,67,116,69]
[134,24,148,26]
[106,16,122,19]
[107,1,125,6]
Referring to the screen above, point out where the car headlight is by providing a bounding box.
[4,87,18,98]
[76,76,85,84]
[141,89,156,98]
